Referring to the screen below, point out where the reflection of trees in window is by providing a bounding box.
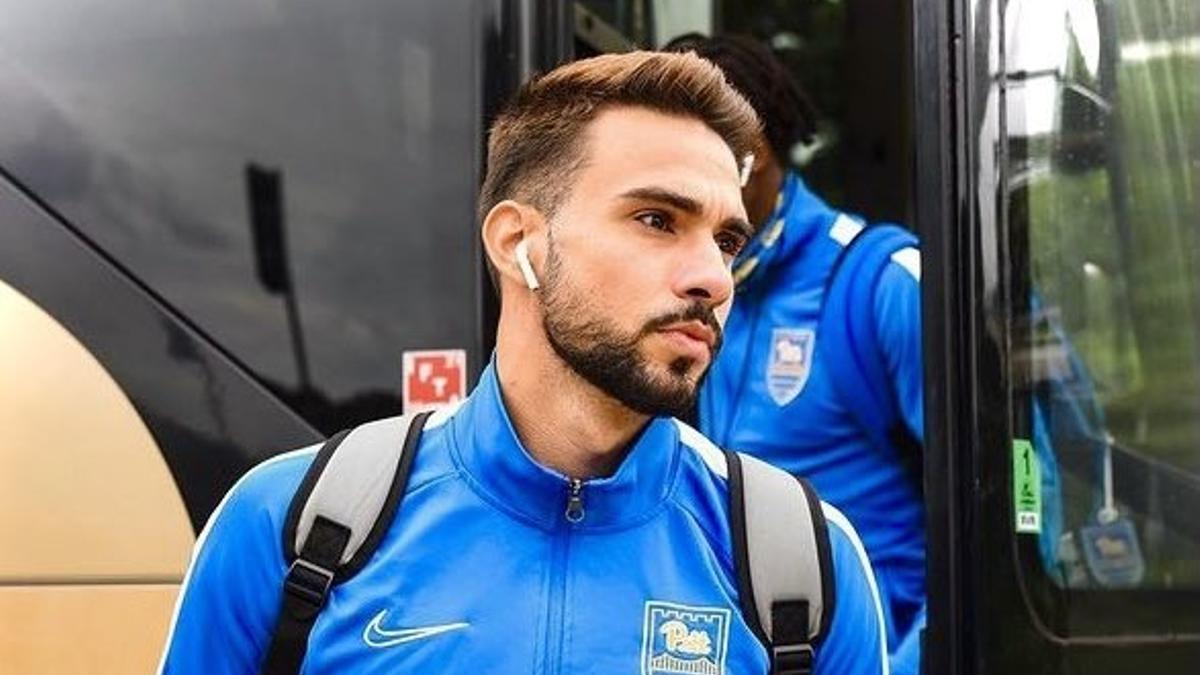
[1008,0,1200,591]
[1107,0,1200,472]
[1019,0,1200,475]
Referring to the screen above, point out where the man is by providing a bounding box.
[158,51,887,674]
[666,35,926,674]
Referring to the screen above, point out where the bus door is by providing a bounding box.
[918,0,1200,672]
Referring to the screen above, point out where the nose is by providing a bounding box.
[671,234,734,308]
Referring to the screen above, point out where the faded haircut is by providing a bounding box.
[478,50,761,226]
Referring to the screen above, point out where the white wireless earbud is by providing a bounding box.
[739,152,755,187]
[515,238,540,291]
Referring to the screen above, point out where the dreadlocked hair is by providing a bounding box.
[664,33,820,167]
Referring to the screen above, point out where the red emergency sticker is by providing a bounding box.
[402,350,467,412]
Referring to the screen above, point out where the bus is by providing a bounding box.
[0,0,1196,672]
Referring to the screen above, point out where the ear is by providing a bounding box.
[481,200,544,291]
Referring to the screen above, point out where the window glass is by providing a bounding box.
[0,0,484,432]
[576,0,712,48]
[1005,0,1200,594]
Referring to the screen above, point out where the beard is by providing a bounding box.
[537,238,724,418]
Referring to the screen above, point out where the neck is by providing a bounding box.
[494,303,649,480]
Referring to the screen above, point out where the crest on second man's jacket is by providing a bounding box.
[766,327,815,406]
[641,601,730,675]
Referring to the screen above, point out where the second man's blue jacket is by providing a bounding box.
[699,172,926,667]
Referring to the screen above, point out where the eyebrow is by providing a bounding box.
[618,186,755,241]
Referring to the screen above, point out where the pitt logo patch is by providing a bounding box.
[641,601,730,675]
[766,327,815,406]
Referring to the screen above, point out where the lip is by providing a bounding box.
[659,321,716,350]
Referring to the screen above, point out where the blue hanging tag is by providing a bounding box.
[1079,515,1145,588]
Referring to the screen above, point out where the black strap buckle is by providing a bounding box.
[284,558,335,608]
[772,643,815,675]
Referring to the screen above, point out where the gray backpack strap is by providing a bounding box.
[725,450,835,675]
[261,411,431,675]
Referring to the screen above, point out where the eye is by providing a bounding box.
[635,211,673,233]
[715,231,749,258]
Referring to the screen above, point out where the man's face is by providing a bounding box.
[535,106,752,418]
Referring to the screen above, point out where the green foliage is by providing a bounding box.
[1026,16,1200,474]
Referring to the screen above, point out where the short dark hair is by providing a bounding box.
[478,51,761,225]
[664,33,819,168]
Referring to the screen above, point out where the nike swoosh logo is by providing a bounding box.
[362,610,470,648]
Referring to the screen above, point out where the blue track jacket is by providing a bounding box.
[159,362,888,674]
[699,172,925,672]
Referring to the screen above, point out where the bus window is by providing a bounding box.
[1005,0,1200,636]
[0,0,488,433]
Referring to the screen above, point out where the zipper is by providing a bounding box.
[564,478,585,523]
[544,478,585,673]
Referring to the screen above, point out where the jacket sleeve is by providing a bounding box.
[157,450,313,675]
[872,252,924,441]
[815,503,890,675]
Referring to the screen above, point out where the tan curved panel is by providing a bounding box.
[0,278,194,579]
[0,584,179,673]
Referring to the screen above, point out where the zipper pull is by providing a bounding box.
[565,478,585,523]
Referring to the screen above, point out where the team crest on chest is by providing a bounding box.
[766,327,815,406]
[641,601,730,675]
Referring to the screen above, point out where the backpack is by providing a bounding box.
[820,221,923,492]
[258,412,836,675]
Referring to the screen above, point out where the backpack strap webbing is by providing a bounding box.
[726,450,835,675]
[260,411,432,675]
[821,222,923,493]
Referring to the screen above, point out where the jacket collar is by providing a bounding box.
[446,359,682,531]
[732,171,839,293]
